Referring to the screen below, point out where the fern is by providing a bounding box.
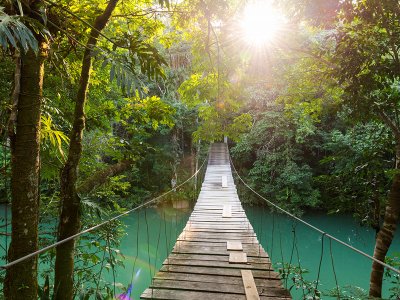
[40,115,69,159]
[0,7,38,53]
[99,31,167,96]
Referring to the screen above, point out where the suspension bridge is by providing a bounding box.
[1,143,399,299]
[141,143,291,299]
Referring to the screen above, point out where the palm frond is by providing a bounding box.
[0,7,38,53]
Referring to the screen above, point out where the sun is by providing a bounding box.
[239,1,285,48]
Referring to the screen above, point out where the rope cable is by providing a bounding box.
[315,233,325,298]
[174,205,178,252]
[278,223,285,284]
[259,203,264,257]
[144,209,152,284]
[106,232,117,297]
[267,210,275,278]
[293,232,306,299]
[270,212,275,261]
[276,220,285,292]
[285,224,296,288]
[129,210,140,285]
[0,156,207,270]
[144,208,153,299]
[168,204,173,258]
[163,209,170,271]
[228,153,400,275]
[329,238,341,299]
[154,210,162,274]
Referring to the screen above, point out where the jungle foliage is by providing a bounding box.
[0,0,399,299]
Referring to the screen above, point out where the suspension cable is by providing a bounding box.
[228,153,400,275]
[315,233,325,297]
[294,230,306,299]
[329,238,341,299]
[0,156,207,270]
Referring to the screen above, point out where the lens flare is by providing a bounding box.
[239,1,285,48]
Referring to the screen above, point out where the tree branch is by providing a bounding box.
[376,108,400,143]
[77,160,133,195]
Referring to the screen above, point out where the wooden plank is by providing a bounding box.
[222,205,232,218]
[163,258,269,270]
[222,175,228,187]
[168,253,270,264]
[186,224,249,229]
[149,279,290,297]
[179,229,255,234]
[227,241,243,251]
[150,279,244,294]
[229,252,248,264]
[178,237,258,244]
[179,232,257,239]
[141,289,246,300]
[192,207,243,211]
[190,213,246,217]
[172,245,268,257]
[158,265,280,278]
[188,219,244,222]
[154,272,283,287]
[175,240,262,249]
[241,270,260,300]
[177,235,258,243]
[142,288,290,300]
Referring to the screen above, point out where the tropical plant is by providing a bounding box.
[0,7,38,53]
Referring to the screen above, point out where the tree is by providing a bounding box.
[0,2,49,299]
[53,1,120,298]
[166,0,254,142]
[278,0,400,295]
[330,2,400,296]
[53,0,168,297]
[178,73,252,142]
[232,108,320,213]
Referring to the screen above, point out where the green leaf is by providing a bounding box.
[0,8,38,53]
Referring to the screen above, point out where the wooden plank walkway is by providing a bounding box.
[141,143,291,300]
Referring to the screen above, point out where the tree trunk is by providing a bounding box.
[4,41,48,300]
[53,1,118,299]
[369,145,400,298]
[369,175,381,235]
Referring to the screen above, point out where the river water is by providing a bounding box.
[0,204,398,299]
[246,207,400,299]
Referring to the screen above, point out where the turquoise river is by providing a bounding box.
[0,204,399,299]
